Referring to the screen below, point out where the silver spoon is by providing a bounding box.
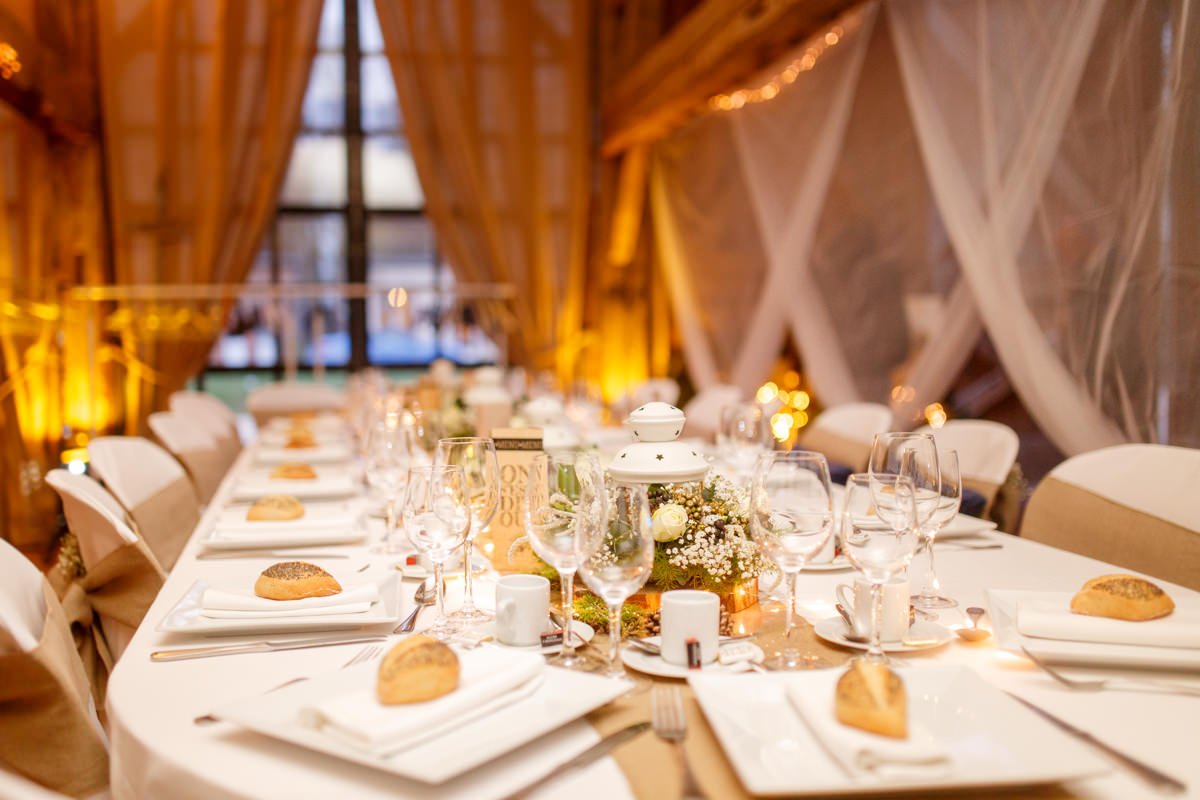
[956,606,991,642]
[835,603,870,643]
[394,582,435,633]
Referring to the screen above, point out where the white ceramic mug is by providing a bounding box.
[495,574,550,646]
[809,526,839,564]
[835,575,909,642]
[660,589,720,665]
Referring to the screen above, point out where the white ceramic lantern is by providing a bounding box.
[607,402,709,484]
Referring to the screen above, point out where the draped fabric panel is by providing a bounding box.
[373,0,591,374]
[95,0,321,424]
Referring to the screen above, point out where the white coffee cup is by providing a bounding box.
[809,526,839,564]
[495,574,550,646]
[660,589,720,666]
[835,575,909,642]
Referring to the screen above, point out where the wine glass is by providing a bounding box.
[868,432,941,540]
[718,403,771,484]
[524,452,605,670]
[435,437,500,622]
[842,474,921,661]
[364,423,418,553]
[403,465,471,640]
[749,451,835,670]
[911,449,961,609]
[576,480,653,678]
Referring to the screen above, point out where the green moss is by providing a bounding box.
[573,594,649,636]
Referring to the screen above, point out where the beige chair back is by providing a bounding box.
[800,402,893,471]
[682,384,743,439]
[148,411,226,504]
[169,391,242,471]
[915,419,1019,511]
[246,381,344,425]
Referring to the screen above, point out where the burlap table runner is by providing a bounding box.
[58,539,165,716]
[128,473,199,570]
[798,428,872,473]
[0,580,109,798]
[1023,477,1200,591]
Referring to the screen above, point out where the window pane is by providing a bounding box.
[363,135,424,209]
[358,0,384,53]
[317,0,344,50]
[366,217,437,364]
[210,248,278,368]
[301,54,345,130]
[361,54,400,132]
[279,135,347,206]
[277,214,350,367]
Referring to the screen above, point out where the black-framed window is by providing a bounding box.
[208,0,499,371]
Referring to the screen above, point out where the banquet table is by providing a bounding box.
[106,439,1200,800]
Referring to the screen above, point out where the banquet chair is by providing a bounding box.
[915,419,1019,520]
[631,378,681,408]
[799,402,893,476]
[0,769,78,799]
[45,470,166,665]
[0,538,110,798]
[169,391,242,472]
[147,411,226,504]
[681,384,743,439]
[86,436,200,570]
[245,381,345,426]
[1021,443,1200,591]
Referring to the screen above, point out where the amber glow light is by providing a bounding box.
[756,382,779,404]
[0,44,21,80]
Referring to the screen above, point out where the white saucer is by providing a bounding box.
[621,636,761,678]
[802,555,853,572]
[813,617,954,652]
[469,619,595,655]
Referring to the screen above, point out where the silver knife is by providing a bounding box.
[150,634,386,662]
[197,550,352,560]
[1004,691,1186,794]
[498,722,651,800]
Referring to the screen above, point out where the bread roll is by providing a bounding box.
[377,635,460,704]
[270,461,317,480]
[254,561,342,600]
[246,494,305,521]
[1071,574,1174,621]
[284,431,317,449]
[835,661,907,739]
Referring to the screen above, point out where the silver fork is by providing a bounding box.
[193,643,384,725]
[1021,647,1200,697]
[650,687,707,800]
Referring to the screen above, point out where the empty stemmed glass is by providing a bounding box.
[364,423,419,554]
[525,452,605,670]
[911,449,962,609]
[749,451,835,670]
[435,437,500,622]
[403,465,471,640]
[576,480,654,678]
[719,403,771,484]
[842,474,922,662]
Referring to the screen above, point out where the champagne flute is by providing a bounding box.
[749,451,835,670]
[403,465,471,640]
[911,449,961,609]
[576,480,653,678]
[364,423,418,554]
[435,437,500,622]
[524,452,605,669]
[842,474,921,661]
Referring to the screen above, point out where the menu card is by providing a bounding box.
[487,427,543,571]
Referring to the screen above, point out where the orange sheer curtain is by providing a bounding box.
[373,0,591,375]
[95,0,321,424]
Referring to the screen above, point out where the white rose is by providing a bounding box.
[651,503,688,542]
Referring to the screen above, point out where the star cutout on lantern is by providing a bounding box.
[656,454,664,460]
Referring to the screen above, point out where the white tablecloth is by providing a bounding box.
[106,445,1200,799]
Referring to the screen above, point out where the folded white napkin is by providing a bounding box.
[255,443,354,465]
[786,674,950,779]
[200,583,379,619]
[231,473,359,501]
[301,648,544,756]
[1016,593,1200,649]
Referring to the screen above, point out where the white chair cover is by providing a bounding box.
[0,769,76,799]
[246,381,345,425]
[681,384,744,439]
[799,402,894,471]
[147,412,225,504]
[0,539,49,656]
[914,419,1020,490]
[630,378,681,408]
[169,391,243,472]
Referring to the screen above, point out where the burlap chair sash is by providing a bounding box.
[175,445,228,505]
[799,428,872,472]
[1022,477,1200,591]
[0,581,109,798]
[58,539,165,714]
[128,474,199,570]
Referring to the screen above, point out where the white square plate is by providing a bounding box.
[988,589,1200,670]
[255,442,354,464]
[937,514,999,539]
[231,470,359,501]
[158,574,401,637]
[690,667,1107,796]
[212,661,631,784]
[201,504,366,550]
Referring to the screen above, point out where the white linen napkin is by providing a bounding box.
[1016,593,1200,649]
[231,473,358,501]
[301,648,545,757]
[786,674,949,779]
[255,443,354,465]
[200,583,379,619]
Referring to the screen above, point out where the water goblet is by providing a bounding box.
[749,450,835,670]
[364,423,418,554]
[435,437,500,622]
[403,465,471,640]
[911,449,961,609]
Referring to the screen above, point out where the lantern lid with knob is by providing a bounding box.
[608,402,709,483]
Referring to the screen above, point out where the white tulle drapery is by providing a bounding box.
[652,0,1199,453]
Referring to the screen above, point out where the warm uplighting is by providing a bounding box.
[756,381,779,404]
[890,384,916,403]
[924,402,948,428]
[770,411,793,440]
[60,447,89,475]
[386,287,408,308]
[789,390,810,411]
[708,20,851,112]
[0,43,21,80]
[782,370,800,389]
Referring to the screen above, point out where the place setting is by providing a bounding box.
[199,497,367,551]
[230,463,360,501]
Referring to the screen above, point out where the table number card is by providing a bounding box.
[488,427,543,572]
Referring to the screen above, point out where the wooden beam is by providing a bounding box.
[601,0,860,155]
